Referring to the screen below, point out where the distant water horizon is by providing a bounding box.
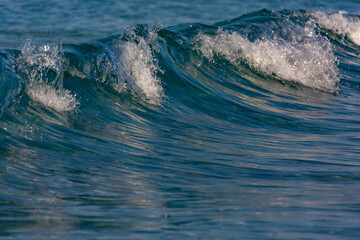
[1,1,360,239]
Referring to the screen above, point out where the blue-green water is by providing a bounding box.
[1,1,360,239]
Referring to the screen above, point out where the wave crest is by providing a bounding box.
[195,21,340,92]
[17,41,79,112]
[314,11,360,46]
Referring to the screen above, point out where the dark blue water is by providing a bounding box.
[1,1,360,239]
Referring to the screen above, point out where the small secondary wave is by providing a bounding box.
[12,27,164,112]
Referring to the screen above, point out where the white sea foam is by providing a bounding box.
[314,11,360,46]
[18,41,79,111]
[120,31,163,104]
[195,23,339,92]
[27,84,78,112]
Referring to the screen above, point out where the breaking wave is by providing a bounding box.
[0,9,359,117]
[1,8,360,240]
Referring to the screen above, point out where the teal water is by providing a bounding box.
[1,1,360,239]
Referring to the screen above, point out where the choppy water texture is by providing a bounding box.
[1,1,360,239]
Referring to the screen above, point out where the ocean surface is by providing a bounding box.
[1,0,360,239]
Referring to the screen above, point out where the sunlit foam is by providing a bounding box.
[314,11,360,46]
[18,41,79,111]
[195,23,339,92]
[27,83,78,112]
[120,30,163,105]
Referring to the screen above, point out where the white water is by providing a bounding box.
[195,22,340,92]
[18,42,79,111]
[121,30,163,105]
[314,11,360,46]
[27,84,78,112]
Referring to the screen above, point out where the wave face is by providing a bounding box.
[1,9,360,239]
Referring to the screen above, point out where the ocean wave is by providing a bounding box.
[1,6,360,240]
[0,9,358,118]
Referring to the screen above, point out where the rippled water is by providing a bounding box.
[1,1,360,239]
